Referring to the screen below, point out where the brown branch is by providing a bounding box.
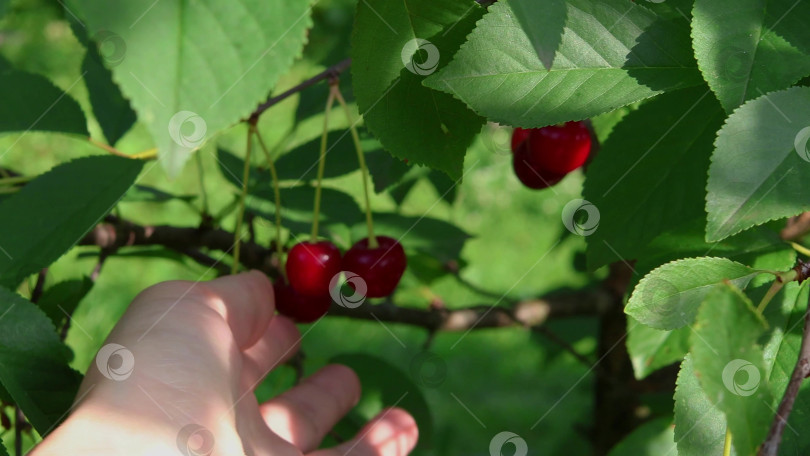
[327,290,613,331]
[759,297,810,456]
[249,58,351,123]
[80,217,613,331]
[80,217,277,277]
[781,212,810,241]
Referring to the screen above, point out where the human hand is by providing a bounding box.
[31,271,418,456]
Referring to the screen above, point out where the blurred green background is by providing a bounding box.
[0,0,608,454]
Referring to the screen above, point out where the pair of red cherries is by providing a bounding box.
[511,121,592,189]
[274,236,407,322]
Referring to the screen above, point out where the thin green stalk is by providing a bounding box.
[254,129,286,280]
[0,175,32,186]
[311,88,337,241]
[232,127,254,274]
[332,83,377,248]
[723,428,732,456]
[757,279,785,314]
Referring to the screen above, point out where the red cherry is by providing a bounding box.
[285,241,342,297]
[273,281,331,323]
[342,236,407,298]
[511,121,592,175]
[512,144,566,189]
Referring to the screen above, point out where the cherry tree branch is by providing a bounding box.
[249,58,351,123]
[80,217,614,331]
[759,296,810,456]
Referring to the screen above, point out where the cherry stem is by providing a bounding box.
[254,129,287,281]
[757,279,785,315]
[311,86,337,241]
[332,82,377,248]
[723,428,732,456]
[232,126,254,274]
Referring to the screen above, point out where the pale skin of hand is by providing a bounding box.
[30,271,419,456]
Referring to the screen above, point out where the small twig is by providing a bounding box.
[249,58,351,123]
[286,351,306,385]
[782,213,810,241]
[14,406,23,456]
[759,296,810,456]
[532,325,595,370]
[30,269,47,303]
[90,248,114,282]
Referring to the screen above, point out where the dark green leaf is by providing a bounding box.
[0,70,88,137]
[0,286,82,436]
[673,354,726,455]
[37,277,94,329]
[82,40,137,145]
[351,0,486,179]
[275,132,382,182]
[250,186,363,228]
[627,319,690,380]
[0,156,143,288]
[607,416,675,455]
[626,257,758,330]
[691,283,772,456]
[123,184,196,204]
[330,353,433,449]
[351,213,471,262]
[692,0,810,112]
[365,149,412,193]
[706,86,810,241]
[583,85,724,269]
[424,0,702,128]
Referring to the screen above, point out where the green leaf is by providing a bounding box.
[0,286,82,436]
[82,39,137,145]
[692,0,810,112]
[0,156,143,288]
[330,353,433,449]
[0,70,88,137]
[626,257,758,330]
[627,319,690,380]
[706,86,810,241]
[275,132,382,182]
[37,277,94,329]
[123,184,196,204]
[365,149,412,193]
[674,354,726,456]
[0,436,7,456]
[511,0,567,71]
[69,0,312,176]
[424,0,702,128]
[631,218,795,292]
[761,282,810,452]
[350,213,471,262]
[250,185,363,228]
[351,0,486,179]
[690,283,772,456]
[607,416,676,456]
[583,85,725,269]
